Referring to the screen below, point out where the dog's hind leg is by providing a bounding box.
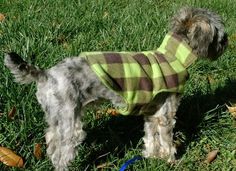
[36,79,86,171]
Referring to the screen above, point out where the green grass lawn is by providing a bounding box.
[0,0,236,170]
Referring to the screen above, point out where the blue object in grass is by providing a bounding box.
[119,156,143,171]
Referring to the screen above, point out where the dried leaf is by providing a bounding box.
[0,147,24,167]
[34,143,42,160]
[226,105,236,119]
[96,108,119,119]
[0,13,5,22]
[206,149,218,163]
[8,106,16,119]
[106,108,118,116]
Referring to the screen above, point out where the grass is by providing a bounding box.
[0,0,236,170]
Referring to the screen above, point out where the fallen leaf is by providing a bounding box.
[34,143,42,159]
[0,13,5,22]
[206,149,218,163]
[106,108,119,116]
[227,105,236,112]
[226,105,236,119]
[0,147,24,167]
[96,108,119,119]
[8,106,16,119]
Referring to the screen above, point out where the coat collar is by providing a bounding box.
[157,32,198,68]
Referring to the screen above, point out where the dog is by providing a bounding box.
[4,7,227,171]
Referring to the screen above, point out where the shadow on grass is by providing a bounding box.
[175,79,236,157]
[75,114,144,170]
[74,79,236,170]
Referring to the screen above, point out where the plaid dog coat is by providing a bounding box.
[81,32,197,115]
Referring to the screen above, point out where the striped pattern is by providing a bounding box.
[80,32,197,115]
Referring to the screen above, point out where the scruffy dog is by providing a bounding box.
[4,7,227,171]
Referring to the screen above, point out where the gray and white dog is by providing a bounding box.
[4,7,227,171]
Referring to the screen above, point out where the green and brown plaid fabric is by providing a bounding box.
[80,32,197,115]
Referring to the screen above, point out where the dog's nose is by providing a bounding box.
[222,33,228,46]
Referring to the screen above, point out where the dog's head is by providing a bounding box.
[170,7,228,60]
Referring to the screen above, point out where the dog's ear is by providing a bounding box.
[170,7,215,57]
[170,7,194,36]
[187,19,214,57]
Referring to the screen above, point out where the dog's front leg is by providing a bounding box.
[143,114,161,158]
[143,94,180,162]
[156,113,176,162]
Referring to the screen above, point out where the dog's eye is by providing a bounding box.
[18,63,28,71]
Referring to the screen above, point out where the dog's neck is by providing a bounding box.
[157,32,198,68]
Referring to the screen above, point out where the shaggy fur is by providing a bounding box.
[4,7,227,171]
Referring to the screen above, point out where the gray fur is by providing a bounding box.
[4,7,227,171]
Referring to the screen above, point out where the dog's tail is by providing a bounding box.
[4,52,45,84]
